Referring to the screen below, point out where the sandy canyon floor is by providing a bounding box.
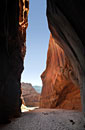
[0,109,85,130]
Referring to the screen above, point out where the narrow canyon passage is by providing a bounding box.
[20,0,50,110]
[0,0,85,130]
[20,0,82,113]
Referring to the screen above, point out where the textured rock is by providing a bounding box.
[47,0,85,116]
[0,0,85,123]
[21,83,40,107]
[0,0,29,122]
[40,34,82,111]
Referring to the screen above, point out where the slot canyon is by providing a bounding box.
[0,0,85,129]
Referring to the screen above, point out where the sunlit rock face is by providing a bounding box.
[46,0,85,114]
[0,0,29,121]
[40,34,82,110]
[21,83,40,107]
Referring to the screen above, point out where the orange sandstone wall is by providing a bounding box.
[40,34,82,111]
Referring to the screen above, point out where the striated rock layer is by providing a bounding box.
[0,0,29,121]
[40,34,82,110]
[46,0,85,115]
[21,83,40,107]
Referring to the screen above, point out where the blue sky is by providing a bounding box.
[21,0,50,86]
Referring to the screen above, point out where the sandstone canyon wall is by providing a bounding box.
[46,0,85,115]
[40,34,82,110]
[0,0,85,123]
[21,83,40,107]
[0,0,29,121]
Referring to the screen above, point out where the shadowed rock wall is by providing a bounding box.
[0,0,29,121]
[46,0,85,115]
[40,34,81,110]
[0,0,85,122]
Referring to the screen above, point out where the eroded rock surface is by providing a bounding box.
[0,0,85,123]
[0,0,29,121]
[46,0,85,114]
[40,34,82,110]
[21,83,40,107]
